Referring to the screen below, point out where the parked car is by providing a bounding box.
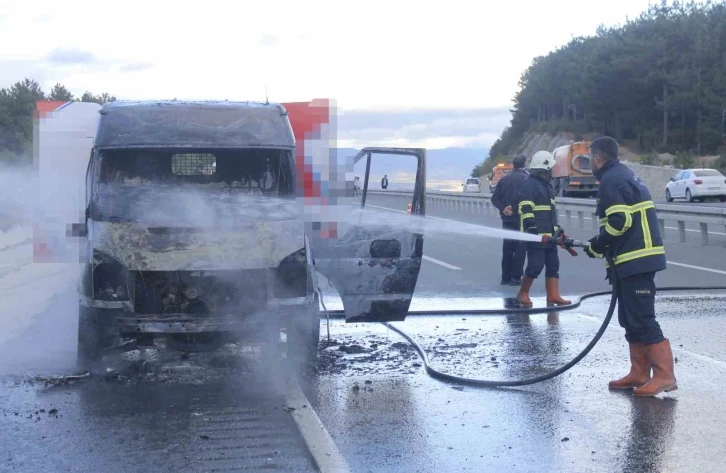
[665,168,726,202]
[463,177,481,193]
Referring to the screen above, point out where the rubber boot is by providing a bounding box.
[634,339,678,397]
[608,343,651,390]
[517,276,534,308]
[545,278,571,306]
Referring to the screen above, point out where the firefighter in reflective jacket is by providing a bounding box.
[516,150,571,308]
[585,136,677,397]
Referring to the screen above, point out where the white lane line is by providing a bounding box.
[667,261,726,275]
[285,380,352,473]
[672,347,726,368]
[370,203,726,275]
[577,315,726,368]
[367,204,406,214]
[423,255,462,270]
[366,204,462,270]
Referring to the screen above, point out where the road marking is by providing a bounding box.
[368,202,726,274]
[285,380,352,473]
[672,347,726,368]
[578,314,726,368]
[423,255,462,270]
[667,261,726,275]
[367,204,406,213]
[366,204,462,270]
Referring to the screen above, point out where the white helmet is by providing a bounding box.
[530,150,555,171]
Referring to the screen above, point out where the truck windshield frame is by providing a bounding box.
[89,147,296,223]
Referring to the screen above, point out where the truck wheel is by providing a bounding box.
[286,293,321,369]
[77,306,107,373]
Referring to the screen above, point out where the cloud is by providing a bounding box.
[118,62,155,73]
[46,47,98,66]
[259,35,278,46]
[334,107,512,149]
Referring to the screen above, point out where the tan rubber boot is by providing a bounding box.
[634,339,678,397]
[609,343,651,390]
[517,276,534,308]
[545,277,571,306]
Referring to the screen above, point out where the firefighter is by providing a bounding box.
[491,155,528,285]
[516,151,571,308]
[584,136,677,397]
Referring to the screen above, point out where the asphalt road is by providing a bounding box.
[2,198,726,472]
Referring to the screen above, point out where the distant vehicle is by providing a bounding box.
[551,141,599,197]
[665,168,726,203]
[487,163,513,193]
[463,177,481,193]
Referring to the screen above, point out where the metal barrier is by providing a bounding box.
[367,190,726,246]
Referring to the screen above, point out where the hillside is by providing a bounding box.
[476,2,726,178]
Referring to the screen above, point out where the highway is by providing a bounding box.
[1,196,726,472]
[361,193,726,299]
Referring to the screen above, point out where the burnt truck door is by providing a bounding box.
[310,147,426,322]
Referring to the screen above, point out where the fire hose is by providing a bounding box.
[318,234,726,388]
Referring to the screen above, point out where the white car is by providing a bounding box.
[665,168,726,203]
[463,178,481,193]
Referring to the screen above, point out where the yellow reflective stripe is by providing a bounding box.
[599,218,607,227]
[533,205,551,211]
[519,200,535,212]
[590,248,604,258]
[605,204,632,216]
[605,212,632,236]
[641,209,652,249]
[614,246,665,265]
[520,213,535,232]
[632,201,655,212]
[604,200,654,216]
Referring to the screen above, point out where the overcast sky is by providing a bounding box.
[0,0,653,148]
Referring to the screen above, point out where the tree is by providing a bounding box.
[81,91,117,104]
[0,78,45,161]
[484,1,726,160]
[0,79,118,165]
[48,83,74,101]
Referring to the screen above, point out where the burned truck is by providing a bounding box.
[75,100,427,371]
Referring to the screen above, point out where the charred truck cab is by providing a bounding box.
[76,100,427,371]
[79,101,319,369]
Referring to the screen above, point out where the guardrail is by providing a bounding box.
[368,190,726,246]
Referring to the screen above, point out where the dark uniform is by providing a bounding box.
[517,176,561,279]
[586,159,666,345]
[491,168,528,282]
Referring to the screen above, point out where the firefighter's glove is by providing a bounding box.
[584,246,599,259]
[585,236,605,259]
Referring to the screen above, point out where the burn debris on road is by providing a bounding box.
[315,335,421,376]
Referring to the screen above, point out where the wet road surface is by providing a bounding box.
[1,346,318,473]
[2,199,726,472]
[311,294,726,473]
[2,290,726,472]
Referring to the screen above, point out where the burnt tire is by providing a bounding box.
[286,294,321,369]
[77,306,109,373]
